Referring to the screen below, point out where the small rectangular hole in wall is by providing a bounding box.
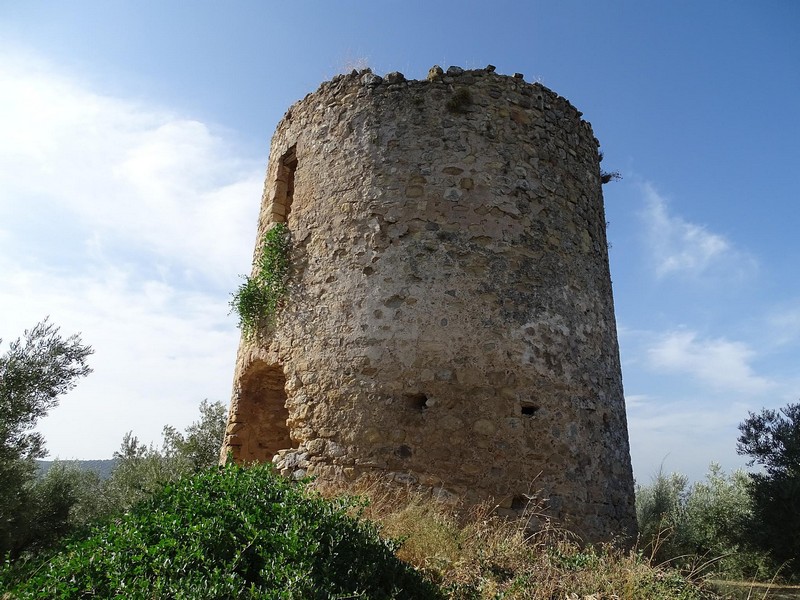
[511,495,530,510]
[521,404,539,417]
[404,393,429,412]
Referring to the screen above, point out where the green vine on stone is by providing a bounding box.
[230,222,291,337]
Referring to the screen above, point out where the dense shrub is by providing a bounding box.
[1,464,440,599]
[738,402,800,579]
[636,469,690,564]
[636,464,773,580]
[102,399,227,515]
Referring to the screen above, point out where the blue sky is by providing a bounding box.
[1,1,798,483]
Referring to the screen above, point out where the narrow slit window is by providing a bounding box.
[272,146,297,223]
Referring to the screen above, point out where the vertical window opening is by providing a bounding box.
[228,361,294,463]
[272,146,297,224]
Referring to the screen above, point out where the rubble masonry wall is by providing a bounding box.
[222,66,636,542]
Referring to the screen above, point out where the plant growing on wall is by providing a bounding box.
[230,223,291,337]
[598,150,622,184]
[446,88,472,113]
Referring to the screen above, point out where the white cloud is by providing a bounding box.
[0,46,265,458]
[0,47,264,287]
[0,256,241,459]
[624,394,650,409]
[647,330,773,395]
[626,398,752,482]
[640,183,755,280]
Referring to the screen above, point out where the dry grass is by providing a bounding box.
[316,477,720,600]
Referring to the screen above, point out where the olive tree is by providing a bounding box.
[738,402,800,577]
[104,400,227,513]
[0,319,93,557]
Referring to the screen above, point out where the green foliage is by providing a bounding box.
[15,463,108,555]
[0,318,92,464]
[0,319,92,559]
[2,464,441,599]
[683,464,769,579]
[1,396,226,564]
[103,399,228,515]
[231,223,291,337]
[446,88,473,113]
[636,469,690,564]
[636,464,770,580]
[37,458,116,479]
[738,402,800,578]
[738,402,800,480]
[162,399,227,472]
[101,431,181,513]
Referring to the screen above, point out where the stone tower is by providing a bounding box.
[222,65,636,542]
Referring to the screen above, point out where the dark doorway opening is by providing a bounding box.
[229,361,293,463]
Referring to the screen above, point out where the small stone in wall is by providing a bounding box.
[427,65,444,81]
[385,71,406,84]
[361,72,383,86]
[473,419,497,435]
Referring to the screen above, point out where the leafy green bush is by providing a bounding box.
[682,464,771,579]
[738,402,800,580]
[103,400,227,514]
[636,469,691,564]
[1,464,440,599]
[231,223,291,337]
[636,464,773,580]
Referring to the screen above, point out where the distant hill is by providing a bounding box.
[36,459,117,480]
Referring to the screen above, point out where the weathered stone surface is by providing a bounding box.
[427,65,444,81]
[361,72,382,86]
[221,67,637,544]
[384,71,406,84]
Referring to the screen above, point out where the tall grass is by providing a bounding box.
[318,477,719,600]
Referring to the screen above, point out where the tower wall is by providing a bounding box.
[222,66,636,542]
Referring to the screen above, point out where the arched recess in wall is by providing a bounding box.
[271,146,297,224]
[230,360,294,463]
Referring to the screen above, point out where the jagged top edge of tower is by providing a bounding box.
[282,64,591,129]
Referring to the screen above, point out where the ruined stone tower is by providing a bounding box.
[221,65,636,542]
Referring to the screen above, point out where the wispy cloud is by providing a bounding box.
[0,46,263,457]
[766,304,800,347]
[640,183,756,280]
[624,394,651,409]
[647,330,773,395]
